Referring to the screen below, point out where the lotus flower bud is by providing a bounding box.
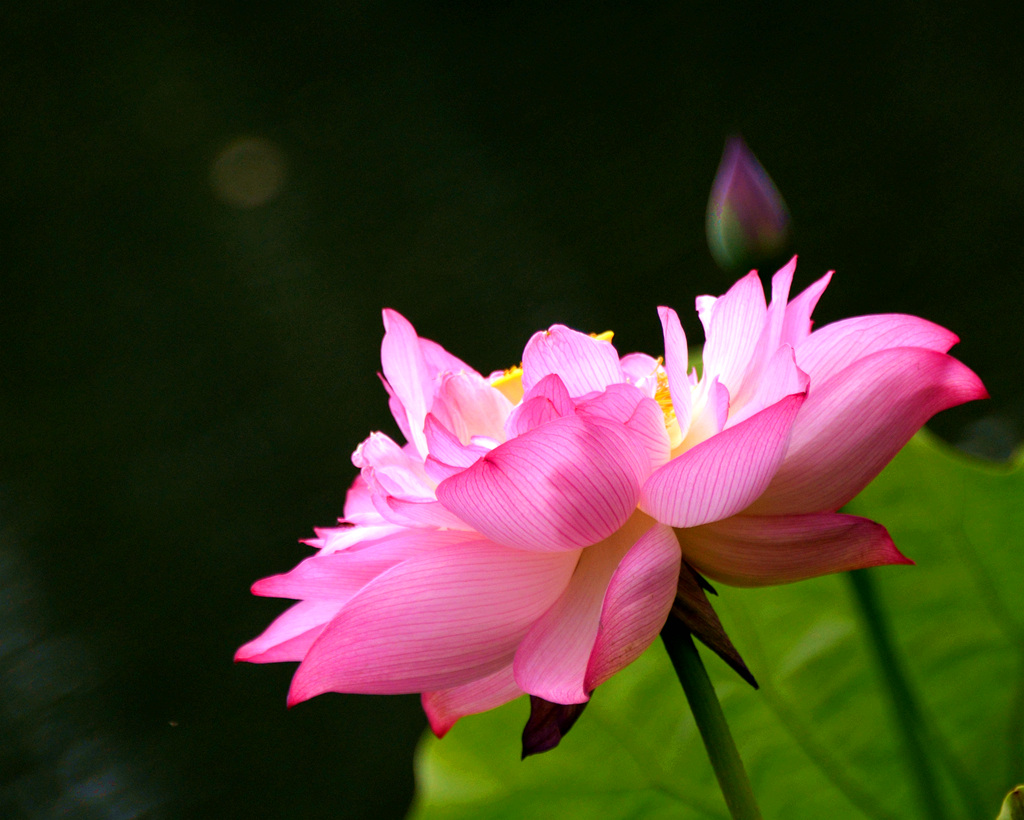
[706,136,791,270]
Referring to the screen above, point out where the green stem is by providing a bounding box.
[847,569,948,820]
[661,617,762,820]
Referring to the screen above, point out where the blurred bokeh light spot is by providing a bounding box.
[210,137,287,208]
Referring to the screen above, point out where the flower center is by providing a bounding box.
[491,366,524,403]
[654,364,685,449]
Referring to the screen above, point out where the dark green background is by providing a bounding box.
[2,3,1021,818]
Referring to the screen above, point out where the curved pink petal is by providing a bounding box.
[423,454,465,484]
[619,352,662,398]
[236,599,343,663]
[795,314,959,386]
[727,344,809,426]
[513,513,655,703]
[678,512,910,587]
[658,306,693,436]
[341,475,383,525]
[252,553,401,601]
[379,373,414,452]
[683,376,731,449]
[731,259,797,410]
[504,373,575,438]
[780,269,832,348]
[752,347,988,515]
[764,257,797,349]
[436,415,648,552]
[430,371,512,445]
[584,522,681,691]
[258,528,474,601]
[575,384,671,472]
[697,271,767,398]
[641,392,806,528]
[383,496,469,529]
[418,336,475,379]
[525,373,576,415]
[521,325,624,398]
[423,413,488,469]
[353,432,433,499]
[287,535,577,701]
[422,664,523,738]
[381,309,432,455]
[304,521,403,553]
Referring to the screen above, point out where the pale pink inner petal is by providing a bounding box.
[765,257,797,350]
[353,432,433,499]
[379,373,414,451]
[380,309,433,455]
[423,455,466,484]
[306,523,407,555]
[584,522,681,691]
[383,496,469,529]
[430,371,512,445]
[794,314,959,386]
[513,512,655,703]
[640,393,805,528]
[436,415,648,551]
[521,325,624,398]
[422,664,523,738]
[727,345,809,427]
[287,536,577,701]
[697,271,767,399]
[575,384,671,472]
[678,512,910,587]
[681,377,731,452]
[341,475,383,525]
[731,258,796,410]
[780,269,832,348]
[418,336,476,378]
[619,352,662,398]
[658,306,693,437]
[752,347,988,515]
[423,414,489,469]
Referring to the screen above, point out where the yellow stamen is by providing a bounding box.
[491,365,524,403]
[655,369,676,427]
[654,361,685,449]
[590,330,615,342]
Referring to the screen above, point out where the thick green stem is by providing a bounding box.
[661,617,762,820]
[847,569,948,820]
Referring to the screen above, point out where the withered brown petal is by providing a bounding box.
[521,695,589,759]
[671,562,757,688]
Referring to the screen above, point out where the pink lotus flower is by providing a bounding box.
[237,258,985,739]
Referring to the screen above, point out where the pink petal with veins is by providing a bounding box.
[679,512,910,587]
[641,393,805,527]
[287,534,576,701]
[521,325,624,398]
[437,415,648,552]
[753,347,988,515]
[422,664,523,737]
[697,271,767,398]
